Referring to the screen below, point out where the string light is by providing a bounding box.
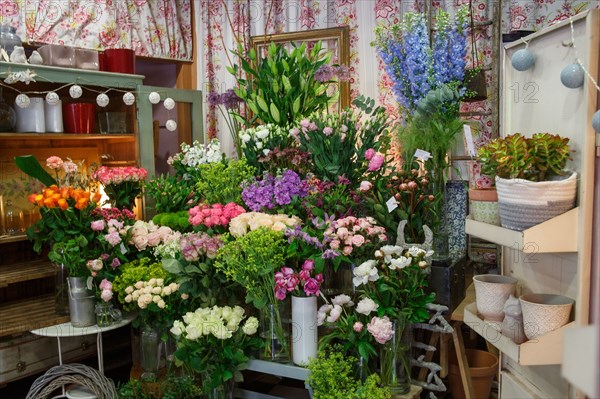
[69,85,83,99]
[567,16,600,132]
[45,92,59,105]
[163,97,175,110]
[96,93,110,107]
[15,93,30,108]
[148,92,161,104]
[166,119,177,131]
[123,92,135,105]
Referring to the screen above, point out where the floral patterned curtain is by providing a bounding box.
[197,0,598,155]
[0,0,192,61]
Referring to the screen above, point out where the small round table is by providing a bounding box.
[30,314,135,374]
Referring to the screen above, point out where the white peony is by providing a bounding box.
[389,256,412,270]
[356,297,379,315]
[332,294,354,307]
[352,260,380,287]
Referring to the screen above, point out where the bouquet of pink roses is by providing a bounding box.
[94,165,148,210]
[188,202,246,234]
[324,216,388,264]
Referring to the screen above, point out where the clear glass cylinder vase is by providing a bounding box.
[259,302,290,363]
[140,325,163,381]
[205,379,235,399]
[54,262,69,316]
[380,316,412,395]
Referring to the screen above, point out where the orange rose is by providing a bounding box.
[75,198,88,210]
[92,192,102,203]
[28,193,37,203]
[43,197,55,208]
[57,198,68,210]
[60,187,70,199]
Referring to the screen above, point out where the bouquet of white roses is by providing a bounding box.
[171,305,262,394]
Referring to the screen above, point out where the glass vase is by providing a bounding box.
[140,325,163,381]
[353,352,376,383]
[380,316,412,395]
[259,302,290,363]
[95,301,122,327]
[54,262,69,316]
[430,171,450,262]
[205,379,234,399]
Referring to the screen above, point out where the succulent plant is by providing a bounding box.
[477,133,571,181]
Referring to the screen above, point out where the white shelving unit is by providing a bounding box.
[463,9,599,398]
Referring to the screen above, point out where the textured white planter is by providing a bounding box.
[520,293,574,340]
[495,172,577,231]
[473,274,518,322]
[291,295,318,366]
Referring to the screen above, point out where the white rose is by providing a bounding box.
[229,219,248,237]
[356,297,379,315]
[170,320,184,336]
[256,141,263,149]
[124,294,132,303]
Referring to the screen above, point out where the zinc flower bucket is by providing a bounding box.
[495,172,577,231]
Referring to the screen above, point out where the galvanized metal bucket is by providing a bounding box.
[67,277,96,328]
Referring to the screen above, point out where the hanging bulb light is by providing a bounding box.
[511,48,535,71]
[123,92,135,106]
[165,119,177,131]
[69,85,83,99]
[15,94,30,108]
[148,92,161,104]
[593,109,600,133]
[560,63,585,88]
[96,93,110,107]
[45,92,60,105]
[163,97,175,110]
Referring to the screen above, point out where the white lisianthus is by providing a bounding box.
[242,316,259,335]
[356,297,379,315]
[241,133,251,143]
[255,128,270,139]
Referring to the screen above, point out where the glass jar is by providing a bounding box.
[4,200,24,235]
[0,25,22,56]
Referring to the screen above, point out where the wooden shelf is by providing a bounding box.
[0,133,135,142]
[463,303,573,366]
[0,260,54,288]
[0,234,28,244]
[0,294,70,337]
[465,207,578,253]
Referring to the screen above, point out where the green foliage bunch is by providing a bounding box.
[477,133,571,181]
[215,228,287,308]
[297,96,390,184]
[152,211,192,232]
[229,41,335,127]
[195,159,256,204]
[117,375,202,399]
[48,236,93,277]
[145,175,197,214]
[308,346,390,399]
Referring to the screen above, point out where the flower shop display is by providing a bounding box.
[93,165,148,210]
[476,133,576,230]
[170,305,262,398]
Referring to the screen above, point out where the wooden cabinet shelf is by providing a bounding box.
[463,303,573,366]
[465,207,578,253]
[0,260,54,288]
[0,133,135,142]
[0,295,70,337]
[0,234,28,244]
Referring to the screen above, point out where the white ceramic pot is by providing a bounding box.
[44,99,63,133]
[495,172,577,231]
[473,274,518,322]
[15,97,45,132]
[520,293,574,340]
[291,295,318,366]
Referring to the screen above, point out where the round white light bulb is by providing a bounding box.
[166,119,177,131]
[148,92,161,104]
[96,93,110,108]
[69,85,83,99]
[15,94,30,108]
[45,92,60,105]
[123,92,135,106]
[163,97,175,110]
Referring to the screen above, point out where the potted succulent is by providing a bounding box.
[476,133,576,231]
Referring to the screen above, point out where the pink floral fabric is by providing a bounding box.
[502,0,597,32]
[0,0,192,61]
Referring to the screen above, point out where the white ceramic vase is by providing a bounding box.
[473,274,518,322]
[520,293,574,340]
[291,295,318,366]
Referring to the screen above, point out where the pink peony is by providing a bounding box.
[364,148,375,160]
[367,316,394,344]
[367,154,385,172]
[105,231,121,246]
[90,220,106,231]
[99,278,112,290]
[343,246,353,255]
[359,181,372,192]
[353,322,364,332]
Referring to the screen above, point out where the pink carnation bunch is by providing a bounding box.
[324,216,387,259]
[188,202,246,229]
[93,166,148,185]
[274,259,323,300]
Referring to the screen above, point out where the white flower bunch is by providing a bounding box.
[170,305,259,341]
[152,231,183,259]
[167,138,223,168]
[124,278,180,310]
[229,211,301,238]
[374,245,432,270]
[238,124,289,156]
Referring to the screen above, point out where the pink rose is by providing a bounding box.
[353,322,364,332]
[303,278,320,296]
[100,289,113,302]
[330,239,340,250]
[105,231,122,246]
[302,259,314,271]
[299,269,310,281]
[337,227,349,239]
[359,181,372,192]
[343,246,353,255]
[351,234,365,247]
[364,148,375,160]
[91,220,106,231]
[367,154,385,172]
[275,286,287,301]
[99,278,112,290]
[132,235,149,251]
